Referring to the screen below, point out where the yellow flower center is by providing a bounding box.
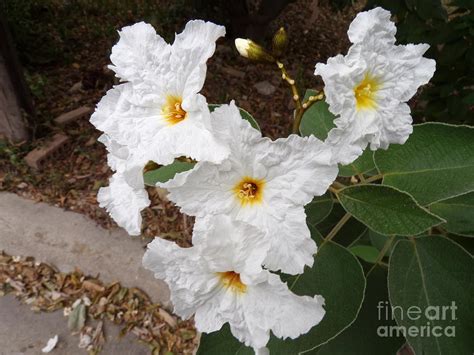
[354,73,380,111]
[162,95,187,125]
[217,271,247,294]
[233,177,265,206]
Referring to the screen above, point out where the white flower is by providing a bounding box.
[91,20,230,234]
[142,215,325,352]
[91,20,230,167]
[314,7,436,165]
[159,102,338,274]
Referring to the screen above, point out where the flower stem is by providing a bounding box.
[364,173,383,183]
[324,212,351,243]
[277,61,302,110]
[366,235,395,276]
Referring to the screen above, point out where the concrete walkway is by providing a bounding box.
[0,192,173,353]
[0,295,148,355]
[0,192,169,306]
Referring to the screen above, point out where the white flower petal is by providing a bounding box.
[347,7,396,45]
[109,22,169,83]
[98,166,149,236]
[193,215,270,275]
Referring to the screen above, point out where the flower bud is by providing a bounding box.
[234,38,275,62]
[272,27,288,58]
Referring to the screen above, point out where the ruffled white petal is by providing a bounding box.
[109,22,169,83]
[97,165,149,236]
[240,273,325,347]
[193,215,270,275]
[171,20,226,97]
[347,7,396,45]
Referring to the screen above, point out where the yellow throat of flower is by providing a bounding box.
[162,95,187,125]
[354,73,379,111]
[233,176,265,206]
[217,271,247,294]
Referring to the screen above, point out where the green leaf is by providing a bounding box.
[208,104,260,131]
[388,236,474,355]
[315,266,404,355]
[299,90,336,140]
[305,192,334,226]
[337,185,444,236]
[143,161,195,186]
[430,192,474,237]
[197,227,366,354]
[338,149,377,177]
[349,245,380,263]
[265,227,366,353]
[375,123,474,205]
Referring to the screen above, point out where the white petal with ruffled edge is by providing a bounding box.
[159,102,338,274]
[97,166,149,236]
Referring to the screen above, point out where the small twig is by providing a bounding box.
[324,212,351,243]
[277,61,302,110]
[329,186,339,195]
[301,92,324,112]
[364,174,383,183]
[366,235,395,276]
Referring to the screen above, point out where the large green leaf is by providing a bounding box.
[337,185,444,236]
[315,267,404,355]
[338,149,377,177]
[388,236,474,355]
[430,192,474,237]
[305,192,334,226]
[299,90,336,140]
[375,123,474,205]
[143,160,195,186]
[197,227,366,354]
[208,104,260,131]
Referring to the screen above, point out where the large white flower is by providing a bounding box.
[142,215,325,352]
[91,20,230,234]
[91,20,230,167]
[314,7,436,165]
[159,102,338,274]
